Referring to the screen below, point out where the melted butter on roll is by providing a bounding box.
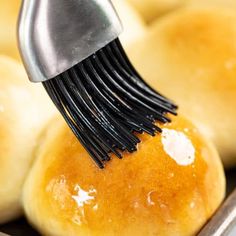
[23,115,225,236]
[127,7,236,167]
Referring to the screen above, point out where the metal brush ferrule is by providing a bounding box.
[18,0,123,82]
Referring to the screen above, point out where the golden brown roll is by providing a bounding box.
[127,0,236,24]
[112,0,147,46]
[23,115,225,236]
[0,55,56,224]
[189,0,236,9]
[126,0,187,23]
[0,0,21,60]
[127,7,236,168]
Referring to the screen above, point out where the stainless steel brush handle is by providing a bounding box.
[18,0,123,82]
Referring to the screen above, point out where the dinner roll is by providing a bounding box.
[0,0,21,60]
[23,115,225,236]
[127,0,236,24]
[127,7,236,168]
[189,0,236,9]
[112,0,146,46]
[127,0,187,23]
[0,56,56,224]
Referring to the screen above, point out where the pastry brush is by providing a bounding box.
[18,0,177,168]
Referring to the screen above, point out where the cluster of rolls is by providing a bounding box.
[0,0,235,235]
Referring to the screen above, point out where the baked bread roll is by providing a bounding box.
[127,0,236,24]
[127,0,187,23]
[112,0,146,46]
[0,0,21,60]
[23,115,225,236]
[127,7,236,168]
[0,56,56,224]
[189,0,236,9]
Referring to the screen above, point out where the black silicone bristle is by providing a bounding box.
[43,39,177,168]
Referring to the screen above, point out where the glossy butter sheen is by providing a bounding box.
[161,128,195,166]
[23,115,225,236]
[126,7,236,167]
